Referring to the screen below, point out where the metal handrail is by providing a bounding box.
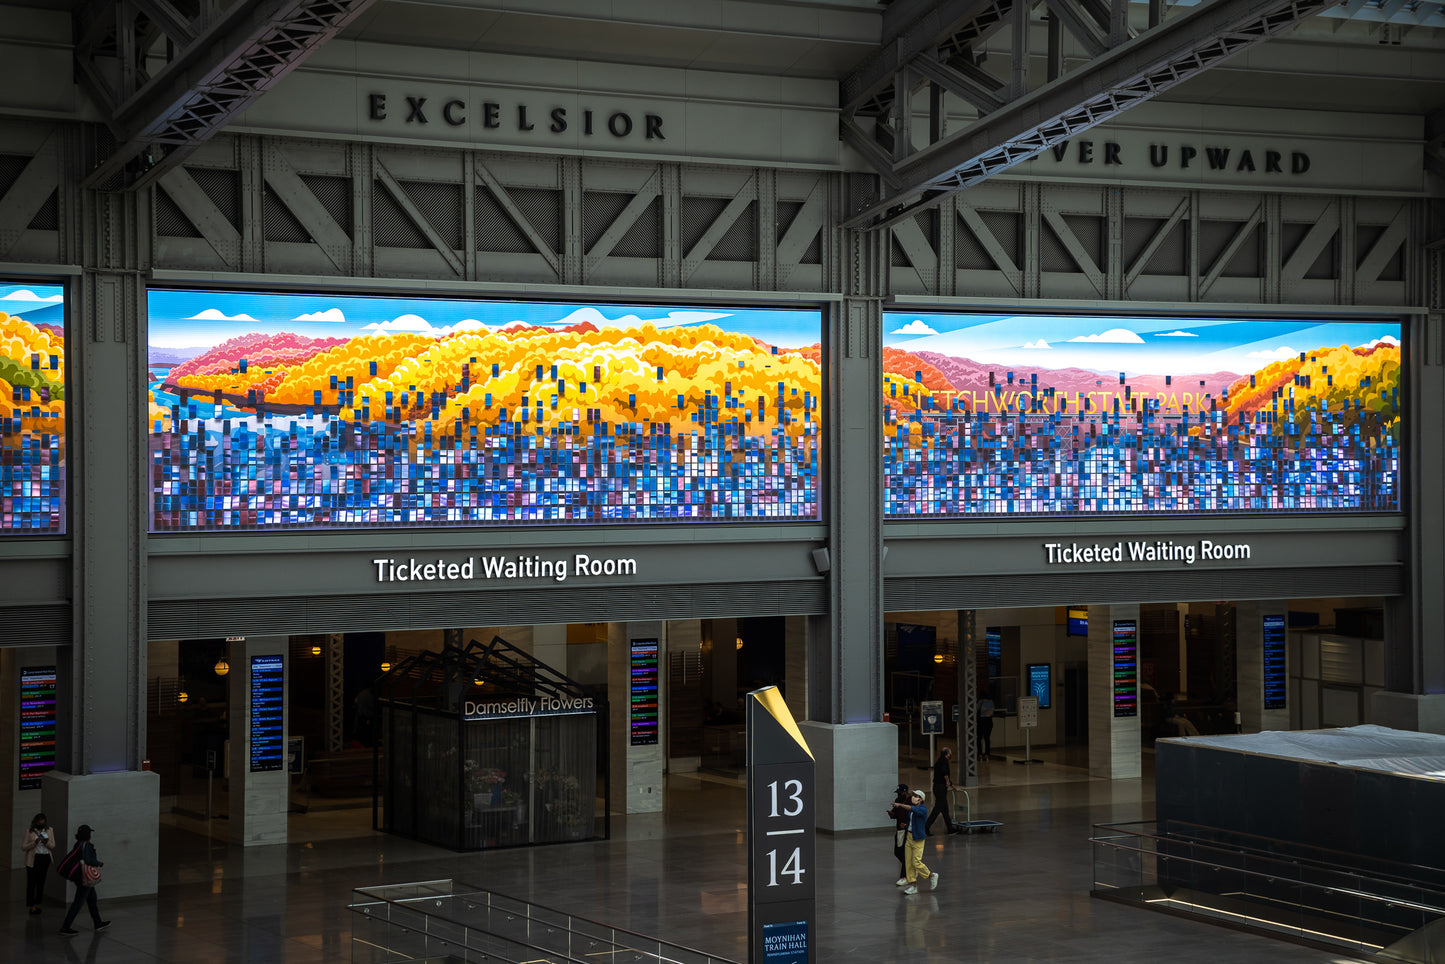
[349,878,739,964]
[1127,820,1445,890]
[1095,821,1445,895]
[1091,830,1445,918]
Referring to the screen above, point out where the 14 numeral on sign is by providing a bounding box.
[767,847,805,886]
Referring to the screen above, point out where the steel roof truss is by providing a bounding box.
[841,0,1333,231]
[76,0,380,192]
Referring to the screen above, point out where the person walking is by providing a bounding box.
[887,784,913,886]
[925,746,959,835]
[21,812,53,914]
[58,824,109,936]
[901,790,939,896]
[978,695,996,760]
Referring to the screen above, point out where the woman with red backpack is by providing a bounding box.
[56,824,109,936]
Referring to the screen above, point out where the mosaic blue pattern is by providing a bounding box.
[148,291,821,532]
[881,312,1401,518]
[150,408,818,529]
[1,284,65,536]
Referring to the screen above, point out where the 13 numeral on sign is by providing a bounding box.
[768,779,803,817]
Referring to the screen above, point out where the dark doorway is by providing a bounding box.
[1060,661,1089,768]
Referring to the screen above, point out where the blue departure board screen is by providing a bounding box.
[18,666,57,789]
[249,655,285,772]
[629,638,659,746]
[1263,614,1287,710]
[1112,621,1138,718]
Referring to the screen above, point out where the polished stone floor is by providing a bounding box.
[4,750,1368,963]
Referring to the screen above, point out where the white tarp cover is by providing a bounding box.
[1167,724,1445,780]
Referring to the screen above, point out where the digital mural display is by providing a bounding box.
[881,313,1400,518]
[147,291,820,532]
[1,284,65,535]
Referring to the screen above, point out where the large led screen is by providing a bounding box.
[1,283,65,535]
[882,313,1400,517]
[148,291,820,531]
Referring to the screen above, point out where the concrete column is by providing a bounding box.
[533,623,567,676]
[1378,306,1445,727]
[784,615,807,724]
[608,621,665,813]
[1236,600,1289,733]
[802,202,896,832]
[1088,604,1141,780]
[227,636,289,846]
[669,618,702,772]
[43,770,159,901]
[58,186,158,890]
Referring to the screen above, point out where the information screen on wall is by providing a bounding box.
[629,638,660,746]
[1263,614,1287,710]
[1067,608,1088,636]
[250,655,285,772]
[1026,663,1051,709]
[147,291,820,532]
[18,666,57,789]
[881,312,1400,518]
[1,284,66,536]
[1112,621,1138,718]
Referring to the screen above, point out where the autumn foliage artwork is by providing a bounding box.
[148,296,820,532]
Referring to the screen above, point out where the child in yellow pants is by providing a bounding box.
[902,789,940,895]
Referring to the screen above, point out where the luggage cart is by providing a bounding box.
[950,788,1003,834]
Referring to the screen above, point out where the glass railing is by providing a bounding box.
[348,878,738,964]
[1092,821,1445,961]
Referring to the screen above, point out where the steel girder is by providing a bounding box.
[74,0,378,191]
[840,0,1332,232]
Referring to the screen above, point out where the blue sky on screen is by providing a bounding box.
[884,312,1401,376]
[148,289,820,352]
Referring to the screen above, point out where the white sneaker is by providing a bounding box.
[895,878,907,886]
[902,885,918,896]
[929,872,940,891]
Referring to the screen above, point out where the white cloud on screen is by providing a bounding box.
[0,289,64,303]
[893,320,939,336]
[1155,330,1198,337]
[364,314,433,332]
[293,308,346,322]
[551,306,733,329]
[1021,339,1051,350]
[1361,335,1400,349]
[439,320,489,335]
[1245,346,1298,361]
[1067,328,1145,344]
[187,308,258,322]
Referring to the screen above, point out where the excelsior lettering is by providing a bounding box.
[366,92,664,141]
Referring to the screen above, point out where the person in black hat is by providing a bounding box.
[886,783,913,886]
[59,824,109,936]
